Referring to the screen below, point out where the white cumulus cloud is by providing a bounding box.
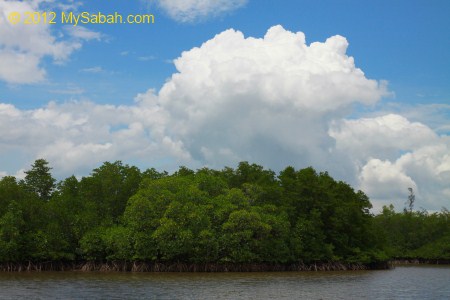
[1,25,448,211]
[0,98,179,176]
[329,114,438,162]
[0,0,100,84]
[331,114,450,211]
[151,25,388,171]
[1,25,388,176]
[359,159,418,210]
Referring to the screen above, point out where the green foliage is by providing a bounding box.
[79,161,142,224]
[23,159,56,201]
[102,226,133,261]
[221,209,271,263]
[291,209,333,262]
[2,159,447,265]
[0,201,25,262]
[0,176,26,216]
[142,168,168,181]
[254,205,291,263]
[80,228,107,261]
[373,206,450,260]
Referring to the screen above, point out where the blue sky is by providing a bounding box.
[3,0,449,109]
[0,0,449,211]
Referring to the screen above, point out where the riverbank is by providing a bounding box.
[391,259,450,265]
[0,261,391,272]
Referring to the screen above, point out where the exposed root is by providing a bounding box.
[0,261,386,272]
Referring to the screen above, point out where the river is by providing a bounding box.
[0,265,449,299]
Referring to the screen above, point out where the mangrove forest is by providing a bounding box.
[0,159,448,271]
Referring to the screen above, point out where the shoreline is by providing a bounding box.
[0,261,391,272]
[390,259,450,265]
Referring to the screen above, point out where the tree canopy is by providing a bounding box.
[0,159,448,266]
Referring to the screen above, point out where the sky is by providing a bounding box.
[0,0,449,212]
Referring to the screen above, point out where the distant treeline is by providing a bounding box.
[374,205,450,262]
[0,159,448,270]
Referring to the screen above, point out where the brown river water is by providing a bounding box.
[0,265,449,299]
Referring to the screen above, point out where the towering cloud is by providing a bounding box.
[151,25,388,170]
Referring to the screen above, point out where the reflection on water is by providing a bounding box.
[0,266,449,299]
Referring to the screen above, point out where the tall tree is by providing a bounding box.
[23,159,56,201]
[405,187,415,213]
[80,161,142,223]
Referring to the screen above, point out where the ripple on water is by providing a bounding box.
[0,266,449,300]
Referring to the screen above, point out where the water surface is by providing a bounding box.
[0,265,449,299]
